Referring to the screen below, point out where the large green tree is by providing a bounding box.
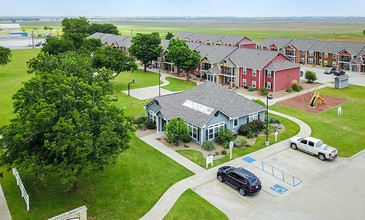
[129,32,163,72]
[0,46,12,66]
[167,39,201,81]
[88,23,120,35]
[42,35,102,55]
[93,46,137,77]
[165,32,174,40]
[42,37,74,55]
[61,17,91,35]
[0,51,130,192]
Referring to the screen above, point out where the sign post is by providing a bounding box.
[229,141,233,159]
[338,106,342,116]
[206,155,213,168]
[275,131,278,142]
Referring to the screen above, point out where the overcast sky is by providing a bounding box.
[1,0,364,17]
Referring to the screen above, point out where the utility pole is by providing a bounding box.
[32,30,34,49]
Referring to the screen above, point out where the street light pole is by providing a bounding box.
[266,95,273,146]
[159,65,161,96]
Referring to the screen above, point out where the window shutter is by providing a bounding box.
[247,118,249,124]
[198,129,200,141]
[206,130,208,140]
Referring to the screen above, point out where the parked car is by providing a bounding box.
[289,137,338,161]
[324,67,336,74]
[217,166,261,196]
[334,70,345,76]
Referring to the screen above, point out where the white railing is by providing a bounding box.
[48,205,87,220]
[12,168,30,211]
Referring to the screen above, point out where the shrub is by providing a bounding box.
[248,87,255,91]
[252,98,265,107]
[247,130,257,138]
[291,80,302,92]
[135,116,146,125]
[221,149,227,155]
[202,141,216,151]
[238,120,265,136]
[239,137,249,147]
[258,87,269,96]
[269,117,281,124]
[305,70,317,83]
[145,120,156,129]
[285,88,293,93]
[233,138,243,147]
[216,128,235,148]
[165,118,191,146]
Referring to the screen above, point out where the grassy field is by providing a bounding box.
[12,18,365,43]
[0,49,195,219]
[270,85,365,157]
[162,77,197,92]
[177,114,300,168]
[0,49,40,127]
[164,189,228,220]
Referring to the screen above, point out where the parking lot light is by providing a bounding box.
[266,95,273,146]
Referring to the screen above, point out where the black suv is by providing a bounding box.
[334,70,345,76]
[217,166,261,196]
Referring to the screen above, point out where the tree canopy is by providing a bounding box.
[167,38,201,81]
[61,17,90,35]
[88,23,120,35]
[93,46,137,77]
[164,118,190,146]
[0,46,12,66]
[129,32,163,72]
[0,51,130,192]
[165,32,174,40]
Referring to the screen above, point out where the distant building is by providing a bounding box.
[0,24,21,32]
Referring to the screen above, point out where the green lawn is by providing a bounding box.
[177,114,300,168]
[163,189,228,220]
[270,85,365,157]
[0,49,40,127]
[162,77,197,92]
[1,133,193,219]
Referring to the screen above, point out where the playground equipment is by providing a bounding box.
[309,91,326,107]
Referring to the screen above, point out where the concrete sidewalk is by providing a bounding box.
[0,184,11,220]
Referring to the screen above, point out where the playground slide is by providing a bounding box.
[318,96,326,104]
[310,96,318,107]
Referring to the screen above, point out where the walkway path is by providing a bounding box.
[140,111,311,220]
[0,184,12,220]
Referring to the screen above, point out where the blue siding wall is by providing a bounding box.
[145,101,161,120]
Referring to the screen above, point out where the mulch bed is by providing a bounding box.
[278,92,349,113]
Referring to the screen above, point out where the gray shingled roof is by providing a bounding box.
[220,35,247,45]
[265,59,300,71]
[289,39,317,51]
[238,40,256,46]
[195,45,237,64]
[309,41,365,55]
[155,82,266,127]
[185,42,202,50]
[160,39,170,51]
[207,65,220,74]
[187,33,206,42]
[259,37,293,49]
[104,35,129,46]
[99,34,116,43]
[224,48,280,69]
[87,32,106,39]
[172,32,194,40]
[357,46,365,57]
[198,34,224,43]
[336,74,349,80]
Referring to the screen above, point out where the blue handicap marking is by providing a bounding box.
[242,157,256,163]
[270,184,288,194]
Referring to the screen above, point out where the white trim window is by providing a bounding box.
[324,60,328,66]
[301,58,305,63]
[266,82,272,90]
[233,118,239,128]
[252,81,256,88]
[208,122,225,140]
[224,66,230,72]
[243,68,247,75]
[333,54,336,59]
[252,69,257,77]
[308,51,314,56]
[324,53,328,58]
[242,78,246,86]
[308,58,314,63]
[249,113,259,122]
[149,111,157,125]
[266,70,272,78]
[187,122,198,140]
[332,61,336,66]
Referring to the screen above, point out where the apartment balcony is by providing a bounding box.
[220,70,235,76]
[201,63,212,71]
[285,51,295,56]
[339,56,351,62]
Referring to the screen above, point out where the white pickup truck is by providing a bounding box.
[289,137,338,161]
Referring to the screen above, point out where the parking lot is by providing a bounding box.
[192,140,365,220]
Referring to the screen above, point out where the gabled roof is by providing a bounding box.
[100,34,117,43]
[220,35,248,45]
[185,42,202,50]
[335,74,349,80]
[198,34,225,43]
[195,45,237,64]
[119,36,132,49]
[86,32,106,39]
[259,37,293,49]
[238,40,256,46]
[104,35,129,47]
[288,39,317,51]
[187,33,206,42]
[154,82,266,127]
[224,48,281,69]
[357,46,365,57]
[160,39,170,51]
[172,32,194,40]
[265,60,300,71]
[207,65,220,75]
[309,41,365,55]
